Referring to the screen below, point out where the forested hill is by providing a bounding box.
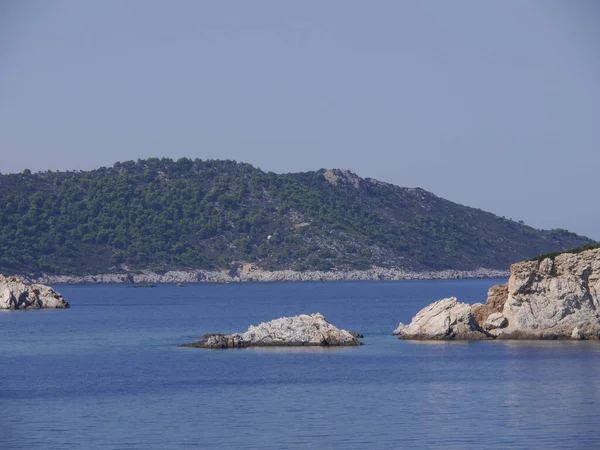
[0,158,594,276]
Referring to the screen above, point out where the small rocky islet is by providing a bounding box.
[0,274,69,310]
[181,313,363,348]
[394,246,600,340]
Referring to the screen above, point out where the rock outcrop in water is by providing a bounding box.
[182,313,362,348]
[491,247,600,339]
[0,275,69,310]
[393,297,492,340]
[394,247,600,340]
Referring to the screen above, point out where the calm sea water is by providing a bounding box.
[2,279,600,449]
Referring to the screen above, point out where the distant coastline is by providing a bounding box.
[21,266,509,285]
[1,159,593,280]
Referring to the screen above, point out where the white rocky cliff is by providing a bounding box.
[0,275,69,310]
[182,313,362,348]
[494,247,600,339]
[394,247,600,340]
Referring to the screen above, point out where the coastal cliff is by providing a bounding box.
[394,246,600,340]
[181,313,362,348]
[0,275,69,310]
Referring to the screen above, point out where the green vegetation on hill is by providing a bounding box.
[529,243,600,262]
[0,158,594,275]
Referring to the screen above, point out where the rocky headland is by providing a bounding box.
[181,313,363,348]
[0,275,69,310]
[394,247,600,340]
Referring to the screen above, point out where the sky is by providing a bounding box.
[1,1,599,239]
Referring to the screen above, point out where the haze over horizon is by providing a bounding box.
[1,1,599,239]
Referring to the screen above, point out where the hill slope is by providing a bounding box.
[0,158,594,276]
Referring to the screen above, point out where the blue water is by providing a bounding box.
[2,279,600,449]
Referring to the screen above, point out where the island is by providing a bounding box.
[1,159,593,285]
[394,245,600,340]
[181,313,363,348]
[0,275,69,310]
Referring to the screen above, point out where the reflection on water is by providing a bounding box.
[404,339,474,346]
[246,345,357,353]
[498,340,600,350]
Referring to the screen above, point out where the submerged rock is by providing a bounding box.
[181,313,362,348]
[0,275,69,310]
[393,297,492,340]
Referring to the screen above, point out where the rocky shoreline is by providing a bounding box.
[394,247,600,340]
[21,265,509,285]
[4,247,599,341]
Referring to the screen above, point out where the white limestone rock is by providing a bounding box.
[496,248,600,339]
[483,312,508,331]
[182,313,362,348]
[0,275,69,310]
[392,248,600,341]
[393,297,491,340]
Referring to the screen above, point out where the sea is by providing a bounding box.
[2,279,600,449]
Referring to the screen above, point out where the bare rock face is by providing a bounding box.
[471,284,508,325]
[483,312,508,331]
[0,275,69,310]
[182,313,362,348]
[393,297,492,340]
[395,248,600,340]
[496,249,600,339]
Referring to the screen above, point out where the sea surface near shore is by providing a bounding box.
[2,279,600,449]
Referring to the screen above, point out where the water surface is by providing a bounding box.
[2,279,599,449]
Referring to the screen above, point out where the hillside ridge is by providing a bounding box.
[0,157,593,277]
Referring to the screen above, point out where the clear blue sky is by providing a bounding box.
[1,1,599,239]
